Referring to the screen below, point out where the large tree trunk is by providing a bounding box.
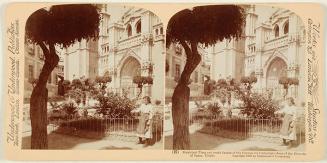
[30,42,59,149]
[172,83,190,149]
[172,41,201,150]
[30,84,49,149]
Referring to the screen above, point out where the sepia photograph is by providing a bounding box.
[164,4,306,151]
[22,4,165,150]
[3,1,327,161]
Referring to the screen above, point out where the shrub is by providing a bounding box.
[133,76,153,87]
[238,92,279,119]
[65,88,84,102]
[62,80,71,93]
[206,102,222,116]
[217,79,227,88]
[144,76,153,85]
[59,118,106,132]
[95,75,112,90]
[95,92,137,118]
[83,78,96,91]
[61,101,79,119]
[72,79,83,89]
[241,75,257,91]
[279,76,299,88]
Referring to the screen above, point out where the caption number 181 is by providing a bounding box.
[172,150,179,154]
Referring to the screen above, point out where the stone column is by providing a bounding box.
[287,13,301,100]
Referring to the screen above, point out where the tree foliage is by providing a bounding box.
[167,5,245,47]
[26,4,100,47]
[132,76,153,88]
[279,76,299,89]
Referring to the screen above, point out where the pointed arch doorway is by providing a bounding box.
[119,56,141,98]
[266,57,287,99]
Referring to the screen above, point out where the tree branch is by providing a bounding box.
[178,41,201,85]
[190,42,198,55]
[180,40,191,58]
[34,42,59,88]
[49,42,56,55]
[37,41,50,59]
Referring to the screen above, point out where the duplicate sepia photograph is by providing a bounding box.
[22,4,165,150]
[164,4,306,151]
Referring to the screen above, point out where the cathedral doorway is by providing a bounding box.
[266,57,287,100]
[120,56,141,98]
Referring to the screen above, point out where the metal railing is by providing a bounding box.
[189,113,305,144]
[24,115,163,143]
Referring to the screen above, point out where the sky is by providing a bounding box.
[255,5,279,24]
[106,5,131,23]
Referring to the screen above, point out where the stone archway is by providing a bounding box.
[266,57,288,99]
[119,56,141,98]
[120,56,141,86]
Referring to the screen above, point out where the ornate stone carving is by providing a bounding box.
[255,68,263,76]
[109,68,117,76]
[109,46,118,53]
[141,61,154,74]
[141,33,153,45]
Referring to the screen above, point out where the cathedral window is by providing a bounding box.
[155,29,158,35]
[160,27,163,34]
[136,20,141,34]
[127,24,132,37]
[274,25,279,38]
[283,21,289,35]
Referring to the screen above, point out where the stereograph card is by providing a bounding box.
[2,2,325,161]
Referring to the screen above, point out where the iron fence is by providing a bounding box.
[24,115,163,143]
[189,113,305,144]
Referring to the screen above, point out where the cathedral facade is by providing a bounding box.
[210,5,306,103]
[97,5,165,102]
[245,6,306,103]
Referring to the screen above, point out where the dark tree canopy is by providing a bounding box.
[166,5,245,47]
[26,4,100,47]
